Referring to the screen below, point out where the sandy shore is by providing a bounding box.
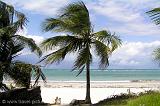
[38,80,160,88]
[41,88,157,104]
[39,80,160,104]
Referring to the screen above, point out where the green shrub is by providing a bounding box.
[94,91,160,106]
[93,93,136,106]
[127,91,160,106]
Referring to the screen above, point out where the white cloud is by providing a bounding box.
[109,41,160,68]
[16,27,44,56]
[3,0,70,16]
[16,27,44,44]
[88,0,160,36]
[18,39,160,68]
[4,0,160,36]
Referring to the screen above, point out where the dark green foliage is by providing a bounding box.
[8,63,31,88]
[0,1,45,90]
[0,86,42,106]
[127,91,160,106]
[6,62,46,88]
[94,91,160,106]
[93,93,136,106]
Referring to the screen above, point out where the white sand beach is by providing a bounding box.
[40,81,160,104]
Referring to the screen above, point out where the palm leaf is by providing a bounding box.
[93,30,111,41]
[76,65,85,77]
[10,42,24,59]
[147,7,160,25]
[41,35,85,54]
[93,30,121,51]
[41,35,81,50]
[40,42,77,64]
[42,1,91,35]
[0,1,27,29]
[14,11,28,29]
[93,40,110,68]
[73,45,92,71]
[110,34,122,51]
[153,48,160,62]
[32,65,46,87]
[14,35,42,56]
[5,61,46,88]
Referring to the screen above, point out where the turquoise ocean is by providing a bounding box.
[42,69,160,81]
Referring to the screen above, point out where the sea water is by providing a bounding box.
[41,69,160,81]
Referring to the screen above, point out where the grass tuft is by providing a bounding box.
[94,90,160,106]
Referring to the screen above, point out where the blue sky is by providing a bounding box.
[3,0,160,69]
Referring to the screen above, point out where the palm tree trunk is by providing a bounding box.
[85,61,91,104]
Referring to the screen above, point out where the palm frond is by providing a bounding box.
[32,65,46,87]
[0,1,27,29]
[40,42,77,64]
[15,35,42,56]
[76,65,85,77]
[73,46,92,73]
[10,42,24,59]
[41,35,73,50]
[93,30,111,41]
[147,7,160,25]
[93,40,110,68]
[42,18,67,32]
[5,61,46,88]
[110,34,122,51]
[14,11,28,29]
[42,1,91,35]
[0,1,10,27]
[153,48,160,62]
[6,61,32,88]
[0,25,18,38]
[41,35,84,51]
[93,30,121,51]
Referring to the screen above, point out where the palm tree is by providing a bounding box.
[41,1,121,104]
[147,7,160,62]
[0,1,45,90]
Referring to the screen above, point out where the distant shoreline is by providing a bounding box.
[4,80,160,88]
[31,80,160,88]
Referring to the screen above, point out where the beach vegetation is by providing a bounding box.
[95,91,160,106]
[0,1,46,90]
[40,1,121,104]
[127,91,160,106]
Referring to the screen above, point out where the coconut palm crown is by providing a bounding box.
[41,1,121,104]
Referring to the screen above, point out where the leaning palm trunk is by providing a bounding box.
[85,61,91,104]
